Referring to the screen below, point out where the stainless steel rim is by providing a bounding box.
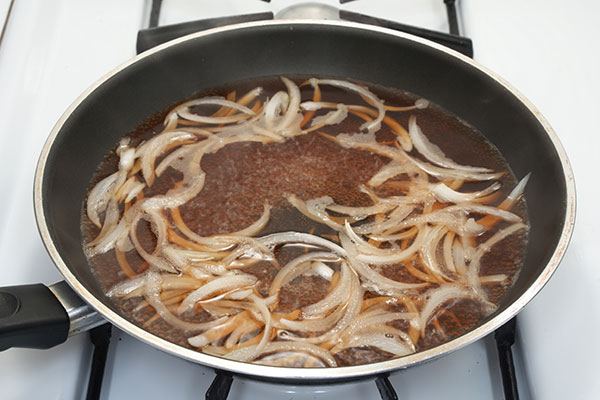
[34,19,576,381]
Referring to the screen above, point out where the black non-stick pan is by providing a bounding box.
[0,20,575,382]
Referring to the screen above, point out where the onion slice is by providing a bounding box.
[408,116,491,173]
[432,182,501,203]
[86,172,119,227]
[144,271,228,332]
[315,78,385,134]
[178,274,258,314]
[301,262,352,317]
[224,341,337,367]
[419,284,490,334]
[176,97,255,123]
[269,252,340,296]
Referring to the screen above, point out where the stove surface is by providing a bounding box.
[0,1,597,399]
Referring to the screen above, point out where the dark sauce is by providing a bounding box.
[82,76,528,367]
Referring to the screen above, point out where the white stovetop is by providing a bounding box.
[0,1,598,399]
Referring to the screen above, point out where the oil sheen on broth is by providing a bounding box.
[82,76,528,367]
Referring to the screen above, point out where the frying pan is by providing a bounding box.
[0,20,575,382]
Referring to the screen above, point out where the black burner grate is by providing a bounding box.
[136,1,473,57]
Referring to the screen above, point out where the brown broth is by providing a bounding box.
[82,76,528,367]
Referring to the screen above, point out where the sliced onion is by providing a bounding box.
[300,100,331,111]
[432,182,501,203]
[176,97,255,124]
[178,274,258,314]
[415,98,429,109]
[419,225,453,281]
[302,261,334,280]
[506,172,531,204]
[159,274,206,291]
[353,205,416,236]
[140,171,206,211]
[269,251,340,296]
[342,225,427,265]
[341,310,418,345]
[368,205,519,241]
[302,261,353,317]
[259,232,348,257]
[86,201,129,256]
[278,77,302,134]
[401,149,504,181]
[119,176,145,203]
[316,78,385,134]
[237,87,263,106]
[445,204,521,222]
[224,341,337,367]
[278,273,363,344]
[128,208,176,273]
[336,131,378,149]
[280,305,346,333]
[480,274,509,284]
[308,104,348,129]
[325,201,397,221]
[466,222,527,286]
[332,328,414,357]
[119,147,136,171]
[224,203,271,237]
[188,312,244,348]
[340,235,427,293]
[228,288,254,300]
[163,110,179,130]
[256,352,327,368]
[264,91,289,130]
[250,125,285,142]
[248,293,272,352]
[286,194,343,231]
[137,131,196,186]
[368,160,411,187]
[408,116,491,173]
[145,273,228,332]
[443,231,457,275]
[419,284,485,333]
[169,247,229,263]
[453,237,468,277]
[107,273,147,297]
[219,238,275,267]
[224,317,261,349]
[86,172,119,227]
[344,221,419,258]
[154,143,196,177]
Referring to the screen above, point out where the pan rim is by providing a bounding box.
[33,19,576,381]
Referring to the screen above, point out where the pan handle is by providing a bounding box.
[0,281,105,351]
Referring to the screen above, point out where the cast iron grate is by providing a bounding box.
[136,1,472,57]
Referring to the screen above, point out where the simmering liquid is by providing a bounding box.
[82,76,528,366]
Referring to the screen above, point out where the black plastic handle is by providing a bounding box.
[0,284,69,351]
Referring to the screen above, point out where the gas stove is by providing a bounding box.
[0,1,597,399]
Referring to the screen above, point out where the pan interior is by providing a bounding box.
[38,22,568,377]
